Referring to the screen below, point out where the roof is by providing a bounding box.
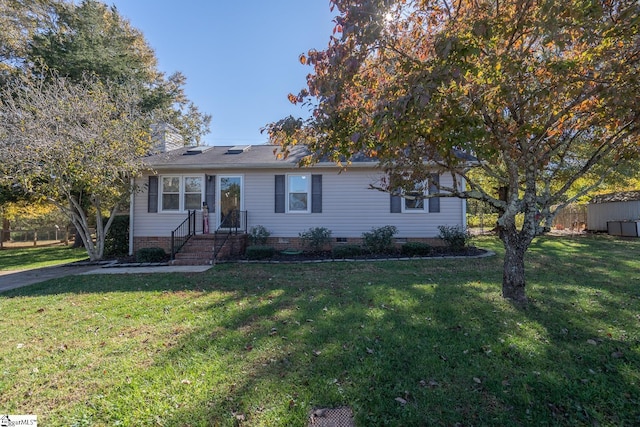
[143,144,377,171]
[142,144,477,171]
[590,190,640,204]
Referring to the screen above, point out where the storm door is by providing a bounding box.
[218,176,243,229]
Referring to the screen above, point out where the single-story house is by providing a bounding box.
[587,191,640,235]
[129,143,469,260]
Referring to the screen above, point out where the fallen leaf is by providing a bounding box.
[395,397,407,405]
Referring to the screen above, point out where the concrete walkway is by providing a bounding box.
[0,264,211,293]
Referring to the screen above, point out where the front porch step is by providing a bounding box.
[172,234,216,265]
[171,233,248,265]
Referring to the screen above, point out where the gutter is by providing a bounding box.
[129,177,135,256]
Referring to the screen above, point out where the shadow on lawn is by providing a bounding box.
[151,237,639,426]
[148,263,516,425]
[4,235,639,425]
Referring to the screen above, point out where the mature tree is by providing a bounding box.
[268,0,640,303]
[27,0,210,144]
[28,0,157,83]
[0,0,64,72]
[0,72,150,261]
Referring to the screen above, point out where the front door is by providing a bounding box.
[218,176,243,229]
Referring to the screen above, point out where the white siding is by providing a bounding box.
[133,167,466,239]
[587,201,640,231]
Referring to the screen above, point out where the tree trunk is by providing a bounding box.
[498,224,534,304]
[501,237,528,303]
[2,218,10,243]
[72,229,85,248]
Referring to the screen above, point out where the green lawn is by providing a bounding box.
[0,235,638,426]
[0,245,88,271]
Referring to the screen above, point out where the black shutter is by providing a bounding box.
[429,174,440,213]
[390,193,402,213]
[311,175,322,213]
[148,176,158,213]
[205,175,216,212]
[275,175,285,213]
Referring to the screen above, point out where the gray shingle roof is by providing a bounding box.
[590,191,640,204]
[143,144,377,170]
[143,144,476,171]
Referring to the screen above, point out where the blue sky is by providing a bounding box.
[108,1,337,146]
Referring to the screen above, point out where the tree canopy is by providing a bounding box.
[1,0,211,145]
[0,72,150,260]
[0,0,63,72]
[268,0,640,303]
[0,0,212,260]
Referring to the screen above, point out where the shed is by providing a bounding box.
[587,191,640,233]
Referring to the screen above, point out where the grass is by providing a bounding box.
[0,245,88,271]
[0,234,639,426]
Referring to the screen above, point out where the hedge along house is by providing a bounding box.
[129,143,469,263]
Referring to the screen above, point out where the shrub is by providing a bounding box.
[135,247,167,263]
[245,245,275,260]
[299,227,332,253]
[248,225,271,245]
[362,225,398,254]
[332,244,363,259]
[104,215,129,257]
[438,225,472,252]
[401,241,432,257]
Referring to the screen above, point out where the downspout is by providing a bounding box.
[461,175,468,229]
[129,177,135,256]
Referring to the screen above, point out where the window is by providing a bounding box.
[161,177,180,211]
[288,174,310,212]
[275,174,322,214]
[184,177,203,210]
[402,181,427,212]
[160,175,204,212]
[390,174,440,214]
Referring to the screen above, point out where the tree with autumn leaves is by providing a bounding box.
[267,0,640,303]
[0,73,150,261]
[0,0,211,260]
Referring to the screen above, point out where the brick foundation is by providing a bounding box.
[133,237,173,254]
[262,236,445,251]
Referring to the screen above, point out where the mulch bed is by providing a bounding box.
[235,246,487,263]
